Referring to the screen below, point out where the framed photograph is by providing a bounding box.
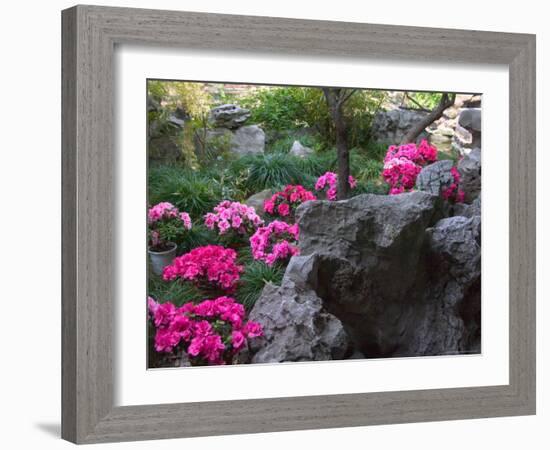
[62,5,536,444]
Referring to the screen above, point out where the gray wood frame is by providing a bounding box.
[62,4,536,444]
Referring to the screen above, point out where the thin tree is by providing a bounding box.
[400,92,456,144]
[322,87,357,200]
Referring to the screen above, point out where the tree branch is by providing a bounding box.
[400,93,456,144]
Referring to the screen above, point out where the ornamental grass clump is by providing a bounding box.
[250,220,300,266]
[148,296,263,365]
[162,245,243,293]
[204,200,263,237]
[314,171,357,200]
[263,184,317,219]
[147,202,192,251]
[382,139,437,194]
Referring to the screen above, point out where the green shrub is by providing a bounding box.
[353,180,390,196]
[239,86,328,132]
[228,153,304,194]
[148,273,203,306]
[148,165,222,217]
[236,261,285,311]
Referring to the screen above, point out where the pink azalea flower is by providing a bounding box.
[315,172,356,201]
[277,203,290,217]
[250,220,300,266]
[231,330,246,351]
[204,201,263,236]
[162,245,243,291]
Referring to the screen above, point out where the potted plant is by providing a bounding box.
[147,202,192,275]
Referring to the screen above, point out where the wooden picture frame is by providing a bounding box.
[62,5,536,444]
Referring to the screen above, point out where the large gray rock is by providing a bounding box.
[458,108,481,150]
[248,257,350,363]
[204,125,265,156]
[245,189,273,217]
[457,148,481,202]
[250,192,480,359]
[231,125,265,155]
[209,104,251,129]
[370,108,429,144]
[415,160,455,196]
[453,196,481,218]
[289,140,314,158]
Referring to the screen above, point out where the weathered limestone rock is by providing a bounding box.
[457,148,481,202]
[457,108,482,150]
[250,192,481,360]
[370,109,429,144]
[289,140,314,158]
[205,125,265,156]
[231,125,265,155]
[453,196,481,218]
[415,160,455,196]
[248,257,349,363]
[245,189,273,217]
[209,104,251,129]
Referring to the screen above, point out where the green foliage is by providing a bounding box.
[148,165,222,217]
[344,90,387,149]
[177,223,221,253]
[147,80,169,102]
[228,153,304,194]
[404,92,443,110]
[150,217,189,248]
[148,273,203,307]
[235,261,285,311]
[239,86,386,150]
[437,149,460,164]
[267,132,325,154]
[239,86,327,132]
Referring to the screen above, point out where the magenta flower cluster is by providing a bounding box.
[148,202,192,249]
[382,140,438,194]
[162,245,244,292]
[148,296,263,365]
[315,172,357,200]
[442,167,466,203]
[204,200,263,236]
[148,201,192,228]
[263,184,317,218]
[250,220,300,266]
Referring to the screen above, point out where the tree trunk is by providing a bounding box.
[323,88,351,200]
[400,93,456,144]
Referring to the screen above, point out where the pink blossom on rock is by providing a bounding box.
[243,321,264,338]
[231,330,246,351]
[382,140,439,195]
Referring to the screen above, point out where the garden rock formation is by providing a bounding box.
[457,148,481,202]
[416,160,455,196]
[289,140,314,158]
[248,192,481,360]
[209,104,251,129]
[206,104,265,155]
[458,108,481,150]
[248,255,349,363]
[370,108,429,144]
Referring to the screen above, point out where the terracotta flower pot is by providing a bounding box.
[148,242,177,276]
